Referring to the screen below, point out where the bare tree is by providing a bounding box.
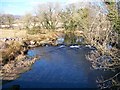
[22,13,33,30]
[86,1,120,89]
[35,2,61,30]
[0,14,14,28]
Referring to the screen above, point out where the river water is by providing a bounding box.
[2,33,114,89]
[2,45,112,89]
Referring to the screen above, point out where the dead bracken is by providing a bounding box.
[1,56,39,80]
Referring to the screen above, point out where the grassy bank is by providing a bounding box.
[0,29,65,80]
[0,40,40,80]
[0,29,27,38]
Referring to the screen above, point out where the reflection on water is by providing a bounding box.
[2,45,112,89]
[64,33,77,45]
[56,32,85,45]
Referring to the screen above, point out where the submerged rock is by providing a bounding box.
[56,37,64,45]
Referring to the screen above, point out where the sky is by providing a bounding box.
[0,0,67,15]
[0,0,114,15]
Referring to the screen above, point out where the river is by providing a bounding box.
[2,33,114,89]
[2,44,112,89]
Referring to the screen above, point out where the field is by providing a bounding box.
[0,29,27,38]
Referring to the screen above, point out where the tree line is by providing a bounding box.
[0,0,120,88]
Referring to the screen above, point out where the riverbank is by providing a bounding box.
[0,29,65,80]
[1,56,38,80]
[0,29,89,81]
[1,29,119,89]
[0,40,40,80]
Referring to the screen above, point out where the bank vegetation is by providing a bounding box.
[0,0,120,89]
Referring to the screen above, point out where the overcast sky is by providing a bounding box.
[0,0,112,15]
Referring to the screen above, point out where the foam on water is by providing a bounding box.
[70,45,80,48]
